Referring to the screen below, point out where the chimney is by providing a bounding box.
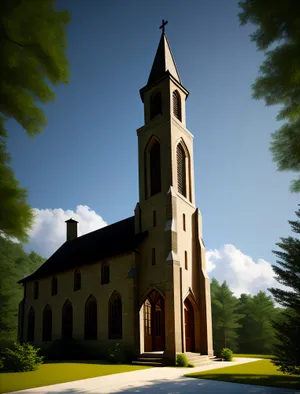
[65,218,78,241]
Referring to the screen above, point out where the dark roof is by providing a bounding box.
[19,216,147,284]
[147,32,181,86]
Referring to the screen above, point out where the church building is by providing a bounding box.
[18,22,214,366]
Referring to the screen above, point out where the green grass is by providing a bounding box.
[233,354,275,359]
[0,361,150,393]
[185,360,300,390]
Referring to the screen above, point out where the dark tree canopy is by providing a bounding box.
[238,0,300,192]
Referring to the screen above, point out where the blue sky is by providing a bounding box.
[6,0,298,295]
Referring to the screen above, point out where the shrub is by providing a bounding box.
[176,353,189,367]
[1,341,44,372]
[220,348,233,361]
[108,343,123,364]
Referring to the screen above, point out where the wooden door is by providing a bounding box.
[144,291,165,352]
[153,300,164,351]
[144,299,152,351]
[184,299,195,352]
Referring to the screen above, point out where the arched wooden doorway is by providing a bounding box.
[143,290,165,352]
[184,298,195,352]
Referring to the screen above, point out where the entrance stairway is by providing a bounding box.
[132,352,164,367]
[186,352,215,367]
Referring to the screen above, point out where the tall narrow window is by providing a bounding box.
[62,300,73,339]
[149,140,161,196]
[152,248,156,266]
[74,269,81,291]
[109,291,122,339]
[153,210,157,227]
[183,213,186,231]
[42,304,52,341]
[144,299,151,336]
[101,261,109,285]
[51,276,58,296]
[185,251,188,270]
[150,92,162,119]
[84,295,97,340]
[173,90,182,121]
[177,144,187,197]
[34,281,39,300]
[27,307,35,342]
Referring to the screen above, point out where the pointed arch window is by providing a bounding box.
[177,143,187,197]
[51,276,58,296]
[27,307,35,342]
[84,295,97,340]
[62,300,73,339]
[173,90,182,121]
[101,261,109,285]
[150,92,162,120]
[42,304,52,341]
[149,140,161,196]
[109,291,122,339]
[74,269,81,291]
[34,281,39,300]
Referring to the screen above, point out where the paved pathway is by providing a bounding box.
[6,358,298,394]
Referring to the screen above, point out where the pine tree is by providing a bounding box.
[268,207,300,375]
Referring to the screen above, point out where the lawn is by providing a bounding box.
[233,354,275,359]
[0,361,150,393]
[185,360,300,390]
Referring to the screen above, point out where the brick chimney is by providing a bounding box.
[65,218,78,241]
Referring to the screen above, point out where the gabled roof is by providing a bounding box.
[147,32,181,86]
[19,216,147,284]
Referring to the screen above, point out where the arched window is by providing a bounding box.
[62,300,73,339]
[101,261,109,285]
[84,295,97,340]
[42,304,52,341]
[177,143,187,197]
[109,291,122,339]
[149,140,161,196]
[74,269,81,291]
[34,281,39,300]
[51,276,58,296]
[27,307,35,342]
[150,92,162,119]
[173,90,182,121]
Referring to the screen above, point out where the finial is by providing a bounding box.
[159,19,168,34]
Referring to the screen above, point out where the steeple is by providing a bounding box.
[147,28,181,87]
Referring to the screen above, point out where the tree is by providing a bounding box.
[211,278,244,353]
[0,236,45,349]
[268,207,300,375]
[0,0,71,241]
[238,0,300,192]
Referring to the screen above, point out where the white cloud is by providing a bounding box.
[206,244,284,297]
[27,205,107,258]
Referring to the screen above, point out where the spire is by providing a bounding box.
[147,21,181,86]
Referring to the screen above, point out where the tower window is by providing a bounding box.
[185,251,188,270]
[149,140,161,196]
[177,144,187,197]
[153,210,157,227]
[183,213,186,231]
[173,90,182,121]
[152,248,156,266]
[150,92,162,119]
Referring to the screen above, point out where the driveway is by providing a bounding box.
[6,358,297,394]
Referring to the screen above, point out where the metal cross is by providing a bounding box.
[159,19,168,34]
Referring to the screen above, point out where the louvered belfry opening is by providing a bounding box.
[150,92,162,119]
[173,90,181,121]
[177,143,186,197]
[149,140,161,196]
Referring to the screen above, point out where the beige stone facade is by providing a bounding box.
[18,29,213,366]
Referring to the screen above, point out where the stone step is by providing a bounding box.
[132,360,163,367]
[138,357,163,362]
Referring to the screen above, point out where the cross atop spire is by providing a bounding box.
[159,19,168,34]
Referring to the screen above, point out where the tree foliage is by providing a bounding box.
[268,207,300,375]
[0,236,45,349]
[238,0,300,192]
[0,0,71,241]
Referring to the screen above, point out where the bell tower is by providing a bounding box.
[135,21,213,365]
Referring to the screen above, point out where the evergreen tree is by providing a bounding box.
[268,207,300,375]
[211,278,244,353]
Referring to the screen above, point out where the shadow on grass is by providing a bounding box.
[186,373,300,390]
[8,375,298,394]
[42,360,108,365]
